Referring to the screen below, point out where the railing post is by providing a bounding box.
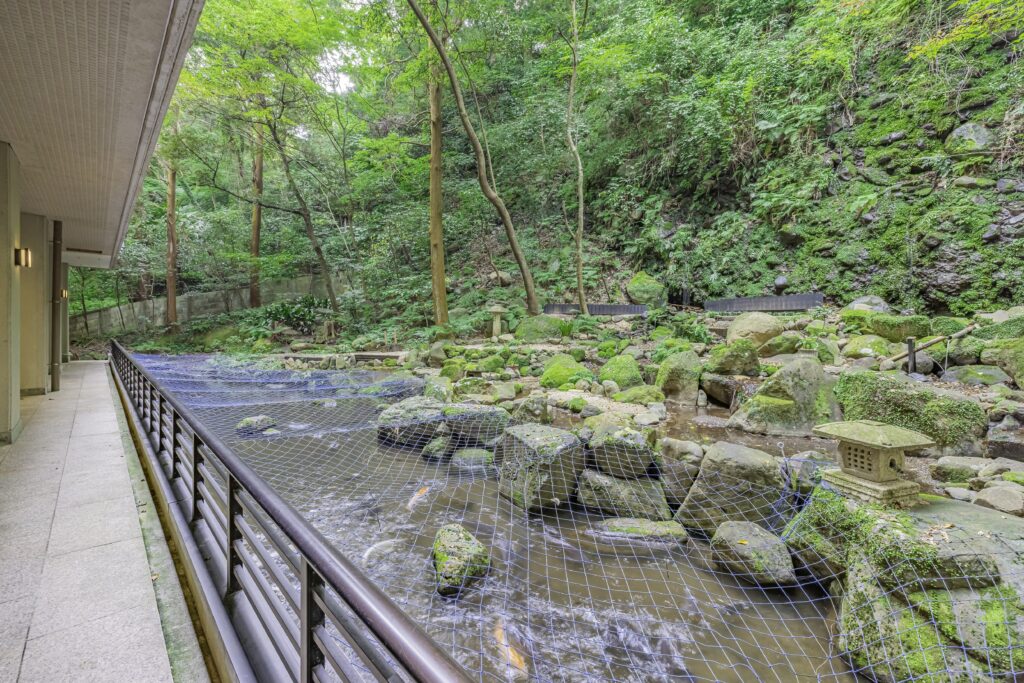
[192,434,203,524]
[906,336,917,374]
[300,558,325,683]
[169,408,181,479]
[226,474,242,596]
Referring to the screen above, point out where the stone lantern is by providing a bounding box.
[488,304,508,338]
[812,419,934,508]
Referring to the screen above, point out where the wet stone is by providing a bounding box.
[710,521,796,587]
[495,424,585,511]
[591,517,688,544]
[432,524,490,596]
[974,486,1024,516]
[451,447,494,470]
[590,427,655,480]
[576,469,672,521]
[930,456,993,483]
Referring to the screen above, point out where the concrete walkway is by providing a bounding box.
[0,362,207,682]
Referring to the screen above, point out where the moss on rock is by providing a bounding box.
[704,340,760,376]
[613,384,666,405]
[540,353,594,389]
[598,354,644,389]
[834,370,986,452]
[625,271,667,306]
[432,524,490,596]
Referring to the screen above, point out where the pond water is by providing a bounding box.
[135,354,862,683]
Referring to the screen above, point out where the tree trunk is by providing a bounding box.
[165,160,178,328]
[250,126,264,308]
[428,66,449,325]
[269,125,340,312]
[566,0,588,315]
[406,0,540,315]
[77,269,90,335]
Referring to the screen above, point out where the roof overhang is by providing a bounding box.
[0,0,205,269]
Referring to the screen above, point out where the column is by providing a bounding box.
[61,263,69,363]
[0,142,22,443]
[19,213,49,395]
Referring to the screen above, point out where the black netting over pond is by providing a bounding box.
[133,352,1024,683]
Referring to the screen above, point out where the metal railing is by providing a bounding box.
[109,341,471,683]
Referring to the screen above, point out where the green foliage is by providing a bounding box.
[257,296,330,335]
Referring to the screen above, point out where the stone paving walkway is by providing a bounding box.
[0,362,206,682]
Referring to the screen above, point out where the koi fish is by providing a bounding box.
[406,486,431,512]
[362,538,401,563]
[493,618,528,680]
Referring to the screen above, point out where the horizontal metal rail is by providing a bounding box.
[109,341,471,683]
[543,302,648,316]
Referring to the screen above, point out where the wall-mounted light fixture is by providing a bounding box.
[13,248,31,268]
[60,288,69,300]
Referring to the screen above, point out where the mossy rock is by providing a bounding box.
[515,314,565,342]
[597,340,619,359]
[869,314,932,343]
[625,271,667,307]
[839,309,876,333]
[649,325,675,341]
[495,424,584,511]
[235,414,276,436]
[591,517,688,543]
[931,316,970,337]
[440,358,467,380]
[980,338,1024,386]
[710,521,796,587]
[424,376,454,402]
[613,384,666,405]
[598,354,644,389]
[727,357,841,437]
[432,524,490,596]
[842,334,893,359]
[805,320,838,337]
[655,350,702,404]
[651,338,693,363]
[974,317,1024,341]
[478,353,506,372]
[576,469,672,521]
[704,340,760,376]
[539,353,594,389]
[758,332,803,357]
[800,337,840,364]
[726,312,784,347]
[834,370,986,452]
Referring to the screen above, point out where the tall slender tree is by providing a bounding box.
[563,0,588,315]
[249,125,264,307]
[406,0,541,315]
[164,110,179,328]
[428,62,449,325]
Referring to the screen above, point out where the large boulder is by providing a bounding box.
[657,438,704,506]
[597,354,644,390]
[710,521,796,586]
[845,295,890,313]
[700,373,759,408]
[442,403,511,444]
[842,334,893,359]
[625,271,667,307]
[940,365,1012,387]
[946,121,992,152]
[654,350,701,404]
[590,426,655,480]
[930,456,993,483]
[757,331,802,357]
[704,340,760,376]
[834,370,987,455]
[837,553,999,682]
[980,338,1024,386]
[376,396,445,448]
[576,469,672,521]
[511,394,550,424]
[674,442,785,534]
[424,375,454,402]
[495,424,585,511]
[515,314,564,342]
[432,524,490,596]
[726,312,784,347]
[539,353,593,389]
[868,314,932,343]
[727,357,841,436]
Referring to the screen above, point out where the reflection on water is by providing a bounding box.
[137,354,859,683]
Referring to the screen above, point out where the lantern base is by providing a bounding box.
[821,469,920,508]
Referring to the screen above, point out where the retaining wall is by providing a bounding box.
[70,273,346,339]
